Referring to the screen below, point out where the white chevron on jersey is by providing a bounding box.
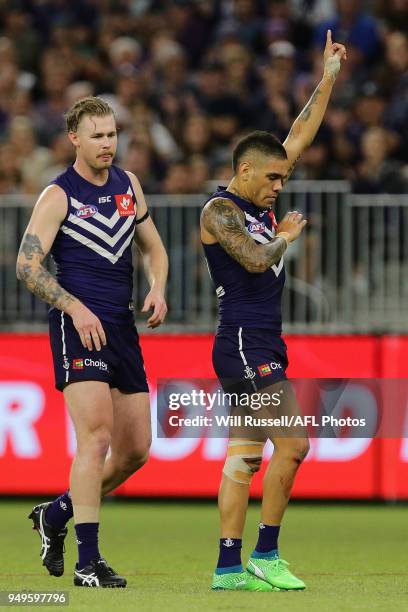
[244,211,275,238]
[271,258,284,276]
[69,185,133,228]
[66,212,134,247]
[60,225,134,264]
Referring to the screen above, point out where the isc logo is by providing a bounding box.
[98,196,112,203]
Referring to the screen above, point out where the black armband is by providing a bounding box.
[135,211,150,225]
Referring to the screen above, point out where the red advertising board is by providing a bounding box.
[376,337,408,500]
[0,333,406,499]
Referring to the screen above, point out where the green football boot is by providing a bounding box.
[246,556,306,590]
[211,569,279,591]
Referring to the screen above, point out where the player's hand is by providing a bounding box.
[67,301,107,351]
[323,29,347,81]
[141,288,167,329]
[276,211,307,243]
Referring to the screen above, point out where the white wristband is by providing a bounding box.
[276,232,290,247]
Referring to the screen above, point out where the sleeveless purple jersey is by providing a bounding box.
[202,186,285,332]
[50,165,138,324]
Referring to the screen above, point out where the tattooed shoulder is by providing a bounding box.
[201,197,244,235]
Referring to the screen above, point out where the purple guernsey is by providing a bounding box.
[50,165,137,323]
[202,186,285,332]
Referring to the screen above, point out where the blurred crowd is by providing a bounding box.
[0,0,407,196]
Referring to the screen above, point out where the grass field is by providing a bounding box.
[0,500,406,612]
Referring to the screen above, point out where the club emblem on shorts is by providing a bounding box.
[115,193,135,216]
[244,365,256,379]
[258,363,272,377]
[73,358,84,370]
[63,355,70,370]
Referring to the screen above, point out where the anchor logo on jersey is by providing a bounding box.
[114,193,135,216]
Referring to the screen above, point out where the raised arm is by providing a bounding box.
[16,185,106,351]
[127,171,168,328]
[201,198,306,273]
[283,30,347,183]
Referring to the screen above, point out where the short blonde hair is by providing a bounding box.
[65,96,115,133]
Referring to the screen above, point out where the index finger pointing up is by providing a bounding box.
[325,29,332,48]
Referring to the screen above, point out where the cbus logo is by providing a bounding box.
[115,194,135,216]
[248,222,265,234]
[76,205,98,219]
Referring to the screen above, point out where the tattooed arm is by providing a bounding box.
[16,185,77,311]
[16,184,107,351]
[17,234,78,309]
[201,198,306,273]
[16,185,76,310]
[282,30,347,184]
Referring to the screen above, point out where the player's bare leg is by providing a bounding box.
[261,437,309,523]
[246,381,309,590]
[66,381,113,520]
[30,386,150,585]
[218,421,266,538]
[262,382,309,524]
[218,475,249,538]
[65,380,126,587]
[101,390,151,495]
[30,388,150,579]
